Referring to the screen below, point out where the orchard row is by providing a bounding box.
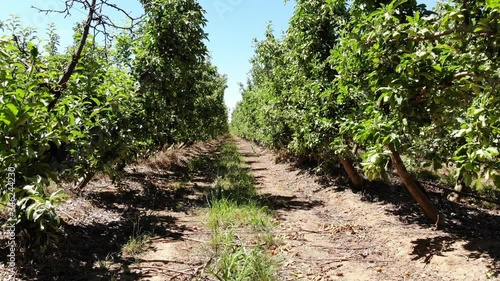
[232,0,500,222]
[0,0,228,250]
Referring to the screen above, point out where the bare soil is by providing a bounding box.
[2,136,499,280]
[1,138,224,281]
[235,138,500,281]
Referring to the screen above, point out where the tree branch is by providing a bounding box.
[57,1,95,87]
[412,25,499,42]
[412,28,456,42]
[411,71,499,105]
[33,0,143,111]
[12,34,29,58]
[421,180,500,206]
[102,2,143,22]
[452,71,500,84]
[47,0,97,111]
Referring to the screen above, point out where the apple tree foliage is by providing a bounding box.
[0,0,228,250]
[231,0,499,223]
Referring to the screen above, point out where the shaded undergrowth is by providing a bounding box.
[1,138,226,280]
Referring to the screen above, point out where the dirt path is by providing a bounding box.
[235,138,499,281]
[123,142,222,281]
[6,137,499,280]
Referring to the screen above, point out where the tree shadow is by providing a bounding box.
[86,168,215,215]
[357,180,500,267]
[6,139,226,280]
[234,139,500,276]
[283,158,500,277]
[410,236,456,263]
[463,239,500,277]
[343,179,500,276]
[239,152,262,158]
[258,194,324,211]
[250,168,267,172]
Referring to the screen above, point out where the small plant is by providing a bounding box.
[94,253,114,270]
[123,216,151,257]
[171,181,187,189]
[123,232,151,257]
[15,186,69,252]
[257,232,282,249]
[209,246,279,281]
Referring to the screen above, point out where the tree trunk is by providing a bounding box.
[339,158,364,188]
[387,145,442,225]
[75,172,95,192]
[351,143,359,155]
[447,180,466,202]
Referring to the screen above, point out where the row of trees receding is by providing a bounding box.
[231,0,500,224]
[1,0,228,250]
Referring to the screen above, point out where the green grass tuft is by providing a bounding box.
[205,140,280,280]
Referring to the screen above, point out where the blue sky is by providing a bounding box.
[1,0,436,113]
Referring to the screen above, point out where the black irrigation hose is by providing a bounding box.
[420,180,500,206]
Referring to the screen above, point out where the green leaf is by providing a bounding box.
[474,27,486,33]
[13,112,30,128]
[432,65,442,72]
[70,130,84,138]
[91,98,101,106]
[394,95,403,105]
[494,175,500,188]
[464,162,474,171]
[463,173,473,187]
[486,0,500,9]
[485,147,499,157]
[0,113,11,125]
[6,103,19,116]
[28,42,39,58]
[452,129,467,138]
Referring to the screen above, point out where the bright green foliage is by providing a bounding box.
[1,0,228,250]
[135,0,228,145]
[232,0,499,189]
